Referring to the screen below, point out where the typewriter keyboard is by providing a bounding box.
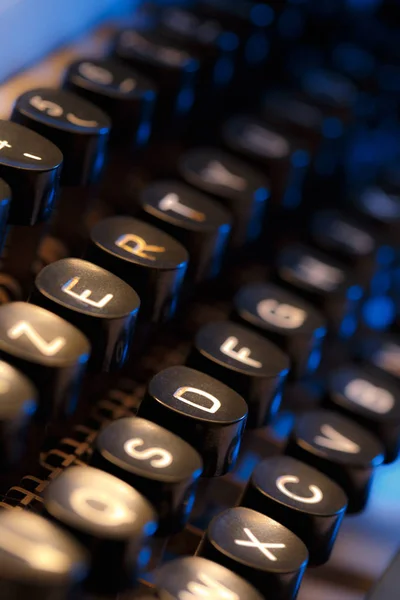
[0,2,399,599]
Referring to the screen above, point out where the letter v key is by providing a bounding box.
[314,424,360,454]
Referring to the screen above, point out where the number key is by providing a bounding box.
[12,88,110,187]
[64,58,156,149]
[113,29,199,130]
[64,57,157,213]
[158,6,234,62]
[157,6,239,136]
[12,88,112,253]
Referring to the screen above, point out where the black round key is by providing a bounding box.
[156,6,239,137]
[138,365,248,477]
[355,185,400,226]
[157,6,235,61]
[196,0,273,87]
[155,556,264,600]
[139,181,232,283]
[331,41,376,87]
[156,6,238,91]
[43,466,157,594]
[0,360,37,474]
[197,506,308,600]
[12,88,111,256]
[222,114,292,165]
[85,216,188,324]
[0,302,90,436]
[0,120,63,225]
[284,67,348,211]
[31,258,140,372]
[241,456,348,566]
[222,115,307,203]
[0,510,89,600]
[310,209,377,277]
[0,178,10,252]
[197,0,265,34]
[63,58,157,214]
[273,243,359,331]
[188,320,289,428]
[64,58,157,148]
[91,417,203,535]
[12,88,110,187]
[299,67,357,120]
[262,89,324,151]
[351,184,400,243]
[113,29,199,129]
[285,410,385,512]
[325,364,400,463]
[178,147,269,247]
[355,333,400,382]
[233,282,326,378]
[0,120,63,291]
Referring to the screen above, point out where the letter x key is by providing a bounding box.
[198,507,308,600]
[235,528,285,562]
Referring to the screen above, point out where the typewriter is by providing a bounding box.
[0,1,399,599]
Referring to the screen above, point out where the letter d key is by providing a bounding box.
[138,365,248,477]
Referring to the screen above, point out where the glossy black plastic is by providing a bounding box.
[31,258,140,372]
[91,417,203,534]
[188,320,289,428]
[139,365,248,477]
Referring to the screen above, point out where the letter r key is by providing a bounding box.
[85,217,188,324]
[115,233,166,260]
